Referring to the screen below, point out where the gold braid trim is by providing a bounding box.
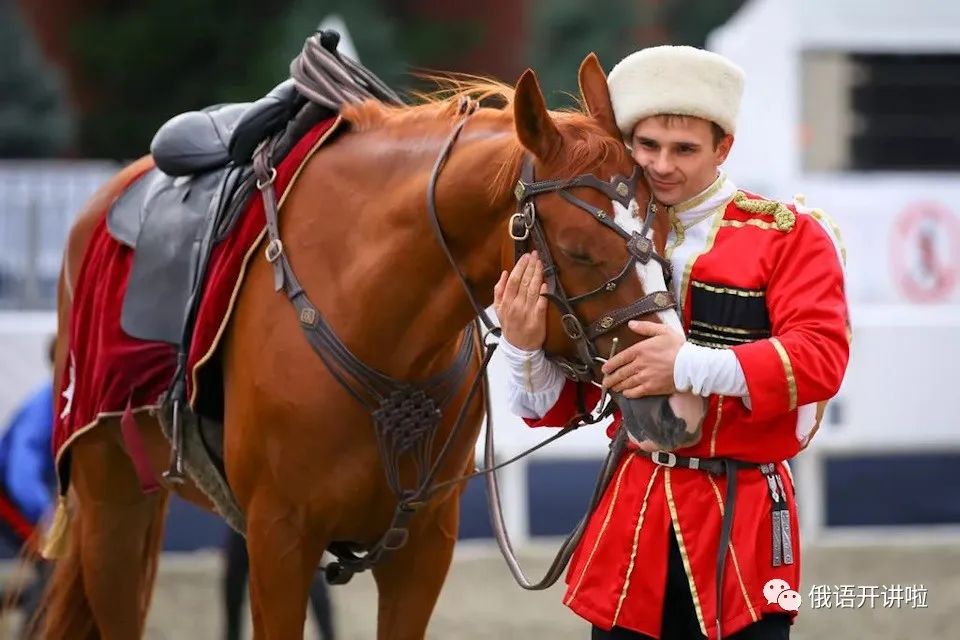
[733,191,795,233]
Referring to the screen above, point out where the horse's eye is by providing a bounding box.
[562,249,597,266]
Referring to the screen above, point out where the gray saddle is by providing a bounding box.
[151,79,304,176]
[107,81,331,347]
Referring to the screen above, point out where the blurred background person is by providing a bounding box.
[0,336,57,636]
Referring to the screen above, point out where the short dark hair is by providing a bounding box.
[710,122,726,147]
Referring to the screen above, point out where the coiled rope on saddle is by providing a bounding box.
[289,30,405,109]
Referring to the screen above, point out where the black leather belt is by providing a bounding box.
[637,450,792,638]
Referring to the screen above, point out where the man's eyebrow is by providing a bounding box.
[634,136,702,148]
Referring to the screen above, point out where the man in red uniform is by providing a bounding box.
[494,46,849,639]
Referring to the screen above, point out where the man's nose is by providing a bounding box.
[652,151,674,176]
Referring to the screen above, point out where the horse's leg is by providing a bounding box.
[372,491,461,640]
[243,491,327,640]
[43,420,169,640]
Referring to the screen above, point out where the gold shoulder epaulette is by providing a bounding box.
[732,191,795,232]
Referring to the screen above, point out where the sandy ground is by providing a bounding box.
[3,539,951,640]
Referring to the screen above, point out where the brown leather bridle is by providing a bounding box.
[431,99,677,388]
[509,156,676,384]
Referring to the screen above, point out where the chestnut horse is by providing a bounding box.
[42,54,700,639]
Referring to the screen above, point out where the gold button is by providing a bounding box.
[600,316,614,329]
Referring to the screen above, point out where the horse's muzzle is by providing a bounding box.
[613,394,705,451]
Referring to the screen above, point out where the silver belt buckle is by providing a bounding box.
[650,451,677,467]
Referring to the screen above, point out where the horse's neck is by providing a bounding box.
[282,125,511,379]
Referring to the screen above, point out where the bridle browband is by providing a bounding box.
[245,97,677,589]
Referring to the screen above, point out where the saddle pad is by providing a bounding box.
[54,116,343,487]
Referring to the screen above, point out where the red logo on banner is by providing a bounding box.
[891,202,960,302]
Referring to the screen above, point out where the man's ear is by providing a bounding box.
[716,134,734,164]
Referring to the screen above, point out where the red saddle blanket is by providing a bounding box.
[54,116,342,483]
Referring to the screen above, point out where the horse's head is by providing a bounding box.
[504,54,705,449]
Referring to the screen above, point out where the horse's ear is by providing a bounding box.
[578,53,621,140]
[514,69,562,161]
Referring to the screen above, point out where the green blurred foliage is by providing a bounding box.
[69,0,481,158]
[71,0,297,158]
[529,0,746,108]
[662,0,748,48]
[0,0,73,157]
[10,0,745,158]
[529,0,652,108]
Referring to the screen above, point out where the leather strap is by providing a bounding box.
[585,290,677,340]
[425,100,502,336]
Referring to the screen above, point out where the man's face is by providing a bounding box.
[630,116,733,206]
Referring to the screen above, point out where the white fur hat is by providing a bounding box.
[607,45,745,137]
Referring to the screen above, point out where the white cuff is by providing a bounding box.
[500,338,566,419]
[674,343,749,397]
[500,338,556,393]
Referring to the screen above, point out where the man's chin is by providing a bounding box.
[653,189,681,206]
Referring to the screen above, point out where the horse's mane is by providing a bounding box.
[339,75,630,200]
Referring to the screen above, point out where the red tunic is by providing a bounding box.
[526,193,849,639]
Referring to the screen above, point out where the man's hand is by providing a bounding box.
[494,252,548,350]
[601,320,685,398]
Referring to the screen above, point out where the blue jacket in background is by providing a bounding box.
[0,381,56,526]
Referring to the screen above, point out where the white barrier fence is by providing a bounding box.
[3,304,958,548]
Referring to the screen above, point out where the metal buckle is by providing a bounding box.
[554,358,588,381]
[509,212,531,241]
[560,313,584,340]
[256,167,277,190]
[650,451,677,467]
[265,238,284,262]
